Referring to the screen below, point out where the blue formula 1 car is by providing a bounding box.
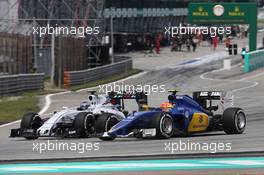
[100,90,246,141]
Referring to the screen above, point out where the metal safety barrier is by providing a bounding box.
[0,73,44,96]
[64,59,133,88]
[63,59,133,89]
[244,49,264,73]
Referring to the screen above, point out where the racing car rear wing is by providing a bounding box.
[108,91,148,110]
[193,91,234,111]
[193,91,223,100]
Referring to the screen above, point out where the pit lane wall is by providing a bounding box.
[0,73,44,96]
[244,49,264,73]
[64,59,133,88]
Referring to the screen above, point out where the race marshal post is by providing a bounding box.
[188,3,257,52]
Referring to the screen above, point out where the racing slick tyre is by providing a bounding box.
[74,112,94,138]
[20,112,42,140]
[94,113,120,133]
[222,107,246,134]
[150,112,174,139]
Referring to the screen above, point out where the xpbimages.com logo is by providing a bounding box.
[32,140,100,154]
[164,24,231,38]
[164,140,232,154]
[33,24,100,37]
[99,83,166,95]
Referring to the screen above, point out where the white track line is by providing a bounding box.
[0,71,147,128]
[38,91,71,115]
[0,91,70,128]
[200,66,264,94]
[0,120,21,128]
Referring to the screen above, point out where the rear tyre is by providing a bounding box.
[222,108,246,134]
[150,112,174,139]
[94,113,120,133]
[74,112,94,138]
[20,112,42,140]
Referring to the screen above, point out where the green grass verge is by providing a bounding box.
[70,69,142,91]
[0,69,142,124]
[0,92,40,124]
[0,89,68,124]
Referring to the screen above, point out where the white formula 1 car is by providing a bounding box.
[10,91,147,139]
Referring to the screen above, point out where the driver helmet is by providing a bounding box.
[160,102,173,112]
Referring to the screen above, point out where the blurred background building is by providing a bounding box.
[0,0,261,75]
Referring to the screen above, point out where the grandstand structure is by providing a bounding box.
[0,0,106,69]
[0,0,259,69]
[0,0,189,52]
[0,0,105,46]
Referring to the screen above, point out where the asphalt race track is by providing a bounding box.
[0,50,264,162]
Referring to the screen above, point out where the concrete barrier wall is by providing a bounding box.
[0,73,44,96]
[244,49,264,73]
[65,59,133,87]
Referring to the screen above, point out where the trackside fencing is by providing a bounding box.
[0,73,44,96]
[244,49,264,73]
[0,33,32,74]
[64,59,133,88]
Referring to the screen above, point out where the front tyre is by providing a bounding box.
[150,113,174,139]
[94,113,120,133]
[74,112,94,138]
[20,112,42,140]
[222,108,246,134]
